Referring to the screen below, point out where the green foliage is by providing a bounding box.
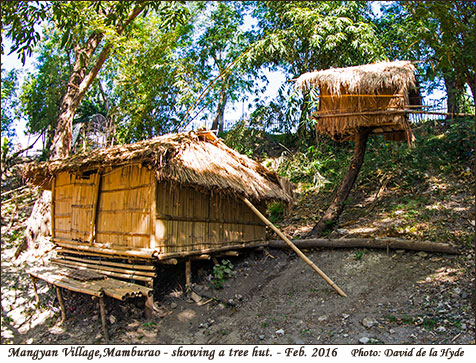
[19,29,70,144]
[378,1,475,99]
[109,11,194,143]
[353,249,365,261]
[275,142,350,189]
[267,202,286,224]
[1,69,19,141]
[210,259,234,289]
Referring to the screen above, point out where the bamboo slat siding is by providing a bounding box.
[154,182,266,254]
[96,165,152,248]
[53,165,266,256]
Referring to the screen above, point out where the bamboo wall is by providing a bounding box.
[154,182,266,254]
[316,85,410,141]
[96,165,153,249]
[53,166,266,255]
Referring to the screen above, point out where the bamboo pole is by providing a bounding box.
[51,260,154,282]
[89,172,101,245]
[55,254,156,271]
[53,239,156,259]
[267,238,459,254]
[185,259,192,291]
[56,286,66,324]
[155,240,267,260]
[51,176,56,238]
[50,258,157,277]
[241,197,347,297]
[99,296,109,343]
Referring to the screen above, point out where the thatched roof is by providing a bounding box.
[294,61,420,143]
[23,131,292,203]
[295,60,417,94]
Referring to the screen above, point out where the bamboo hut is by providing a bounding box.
[295,60,422,142]
[24,130,292,261]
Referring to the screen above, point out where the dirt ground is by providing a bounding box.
[1,241,474,345]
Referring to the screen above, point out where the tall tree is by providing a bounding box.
[106,6,197,143]
[185,1,262,134]
[378,1,475,111]
[2,1,188,158]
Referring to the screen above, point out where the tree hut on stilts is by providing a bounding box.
[295,60,422,236]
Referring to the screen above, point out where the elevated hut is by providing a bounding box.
[24,131,292,261]
[295,61,422,237]
[296,60,421,142]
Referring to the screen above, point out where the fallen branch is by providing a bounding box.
[267,238,459,254]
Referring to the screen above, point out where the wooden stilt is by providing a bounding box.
[144,281,154,319]
[55,286,66,324]
[185,259,192,291]
[99,296,109,343]
[242,197,347,297]
[31,276,40,307]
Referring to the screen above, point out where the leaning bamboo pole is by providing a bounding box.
[242,197,347,297]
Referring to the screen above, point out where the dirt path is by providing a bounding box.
[2,243,474,345]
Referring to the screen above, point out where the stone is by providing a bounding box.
[436,326,447,333]
[362,317,378,328]
[359,337,370,344]
[318,315,328,322]
[258,335,265,340]
[170,302,178,309]
[275,329,285,336]
[191,292,202,303]
[417,251,428,258]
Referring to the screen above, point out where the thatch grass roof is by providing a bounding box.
[295,60,417,94]
[23,131,292,203]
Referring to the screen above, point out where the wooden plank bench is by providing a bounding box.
[27,262,153,343]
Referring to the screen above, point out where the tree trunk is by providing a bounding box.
[297,90,311,143]
[211,78,228,134]
[50,4,145,158]
[310,127,371,237]
[268,238,459,254]
[444,74,465,126]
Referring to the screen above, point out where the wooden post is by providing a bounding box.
[50,176,56,238]
[242,197,347,297]
[99,296,109,343]
[149,172,157,249]
[55,286,66,324]
[89,172,101,245]
[185,259,192,291]
[31,276,40,307]
[144,281,154,320]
